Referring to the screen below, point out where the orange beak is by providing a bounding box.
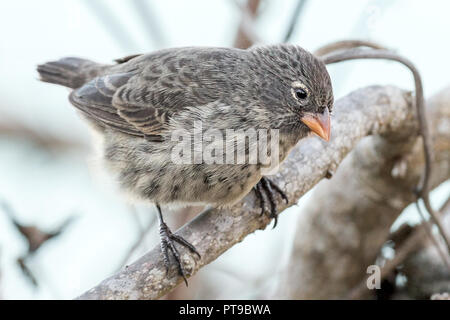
[300,108,331,141]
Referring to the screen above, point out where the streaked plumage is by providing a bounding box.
[38,44,333,283]
[38,45,333,207]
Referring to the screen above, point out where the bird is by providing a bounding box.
[37,44,333,284]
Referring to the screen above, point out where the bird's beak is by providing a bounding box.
[300,108,331,141]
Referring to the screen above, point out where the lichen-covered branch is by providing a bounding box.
[276,86,450,299]
[77,85,425,300]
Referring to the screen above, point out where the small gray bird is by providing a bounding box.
[37,44,333,284]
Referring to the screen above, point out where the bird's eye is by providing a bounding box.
[295,88,308,100]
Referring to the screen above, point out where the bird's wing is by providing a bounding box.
[68,70,196,140]
[69,72,155,138]
[69,49,230,139]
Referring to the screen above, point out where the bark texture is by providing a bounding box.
[77,85,447,300]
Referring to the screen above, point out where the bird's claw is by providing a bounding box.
[159,222,200,286]
[253,177,288,228]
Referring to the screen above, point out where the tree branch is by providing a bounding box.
[320,47,450,254]
[276,85,450,299]
[77,84,424,300]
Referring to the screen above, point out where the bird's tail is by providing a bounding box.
[37,57,109,89]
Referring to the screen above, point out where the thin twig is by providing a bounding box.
[1,201,77,253]
[441,196,450,213]
[415,202,450,269]
[82,0,140,51]
[232,0,262,49]
[117,207,156,271]
[130,0,166,47]
[283,0,308,42]
[314,39,386,57]
[420,195,450,253]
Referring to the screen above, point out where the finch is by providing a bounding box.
[37,44,333,284]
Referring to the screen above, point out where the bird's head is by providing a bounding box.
[249,44,334,141]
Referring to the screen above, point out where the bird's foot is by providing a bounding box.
[159,221,201,286]
[253,177,288,229]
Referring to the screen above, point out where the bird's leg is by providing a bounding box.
[253,177,288,228]
[156,204,200,286]
[253,182,266,216]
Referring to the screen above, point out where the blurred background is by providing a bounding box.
[0,0,449,299]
